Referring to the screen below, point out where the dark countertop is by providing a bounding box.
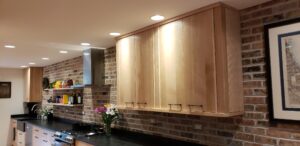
[77,129,203,146]
[26,119,74,132]
[12,115,203,146]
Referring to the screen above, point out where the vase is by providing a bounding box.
[104,123,112,136]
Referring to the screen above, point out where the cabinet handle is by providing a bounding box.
[43,132,48,135]
[35,136,39,139]
[43,140,48,143]
[188,104,204,112]
[168,104,182,112]
[125,102,134,108]
[137,102,147,108]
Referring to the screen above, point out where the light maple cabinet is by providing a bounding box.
[117,28,157,109]
[117,35,137,108]
[24,67,43,102]
[32,126,55,146]
[116,3,243,117]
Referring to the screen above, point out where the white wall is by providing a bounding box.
[0,68,25,146]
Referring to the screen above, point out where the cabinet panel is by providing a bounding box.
[158,20,184,111]
[117,36,137,108]
[24,67,43,102]
[135,29,156,109]
[181,9,217,113]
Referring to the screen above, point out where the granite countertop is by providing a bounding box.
[12,115,203,146]
[77,129,203,146]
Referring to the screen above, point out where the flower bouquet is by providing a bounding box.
[95,104,119,136]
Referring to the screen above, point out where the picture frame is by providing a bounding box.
[0,82,11,98]
[265,17,300,123]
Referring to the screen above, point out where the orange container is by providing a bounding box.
[63,95,69,104]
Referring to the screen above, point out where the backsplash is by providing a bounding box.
[42,1,300,145]
[42,48,117,123]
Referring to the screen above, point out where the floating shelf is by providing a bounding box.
[44,87,84,91]
[48,103,84,107]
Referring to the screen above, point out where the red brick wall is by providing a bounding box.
[42,1,300,145]
[42,48,117,123]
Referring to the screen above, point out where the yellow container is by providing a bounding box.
[63,95,69,104]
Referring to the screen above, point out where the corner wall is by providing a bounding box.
[0,68,25,146]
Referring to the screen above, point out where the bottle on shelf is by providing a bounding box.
[77,93,82,104]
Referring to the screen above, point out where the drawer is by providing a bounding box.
[17,141,25,146]
[33,126,41,133]
[17,131,25,141]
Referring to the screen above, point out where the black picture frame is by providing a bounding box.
[0,82,11,98]
[264,17,300,124]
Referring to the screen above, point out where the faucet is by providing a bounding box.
[31,104,39,114]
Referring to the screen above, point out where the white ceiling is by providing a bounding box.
[0,0,270,68]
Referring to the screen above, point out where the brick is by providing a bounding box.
[242,50,262,58]
[235,132,254,142]
[244,104,255,111]
[251,8,272,18]
[244,127,266,135]
[244,97,266,104]
[243,66,262,73]
[255,136,276,145]
[244,112,265,120]
[279,140,300,146]
[267,128,291,138]
[285,9,300,18]
[255,104,268,112]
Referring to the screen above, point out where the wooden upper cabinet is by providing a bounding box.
[24,67,43,102]
[116,3,243,117]
[135,29,157,109]
[180,9,217,113]
[213,6,244,114]
[117,28,157,109]
[117,36,137,108]
[158,20,184,111]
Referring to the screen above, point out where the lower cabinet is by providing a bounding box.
[75,140,93,146]
[11,119,17,146]
[32,126,55,146]
[16,130,25,146]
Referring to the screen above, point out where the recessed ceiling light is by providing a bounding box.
[109,32,121,36]
[59,50,68,54]
[81,43,90,46]
[20,65,27,68]
[151,15,165,21]
[29,62,36,65]
[4,45,16,48]
[42,57,49,60]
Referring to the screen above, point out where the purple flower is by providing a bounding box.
[95,106,107,113]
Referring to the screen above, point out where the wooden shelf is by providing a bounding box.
[117,107,243,117]
[44,87,84,91]
[48,103,84,107]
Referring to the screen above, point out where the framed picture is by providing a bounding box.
[0,82,11,98]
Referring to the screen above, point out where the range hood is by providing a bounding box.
[83,48,105,87]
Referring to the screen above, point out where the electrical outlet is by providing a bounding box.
[194,124,202,130]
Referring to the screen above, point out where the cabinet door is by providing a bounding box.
[158,20,184,111]
[117,36,137,108]
[24,67,43,102]
[181,9,217,113]
[24,68,31,102]
[135,29,157,109]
